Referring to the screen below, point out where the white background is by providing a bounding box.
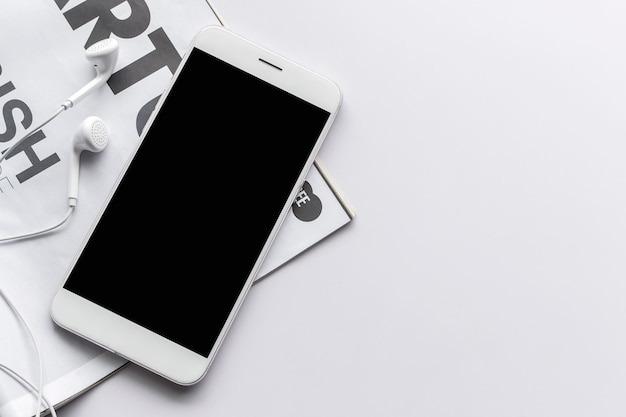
[59,0,626,416]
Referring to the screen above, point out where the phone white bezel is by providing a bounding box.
[51,25,342,386]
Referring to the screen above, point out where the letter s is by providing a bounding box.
[0,99,32,143]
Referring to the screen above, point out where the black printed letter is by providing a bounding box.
[62,0,150,47]
[0,99,33,143]
[5,130,60,183]
[108,28,181,94]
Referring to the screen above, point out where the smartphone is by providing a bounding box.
[50,25,342,386]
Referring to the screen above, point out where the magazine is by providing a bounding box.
[0,1,354,416]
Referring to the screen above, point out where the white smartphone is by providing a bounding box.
[50,25,342,386]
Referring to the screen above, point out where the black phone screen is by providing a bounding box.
[63,47,331,357]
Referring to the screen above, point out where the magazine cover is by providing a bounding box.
[0,2,353,416]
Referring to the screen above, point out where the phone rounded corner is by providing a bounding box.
[199,24,224,34]
[49,302,59,325]
[176,367,210,387]
[317,72,342,112]
[333,83,343,110]
[158,354,214,386]
[49,288,71,327]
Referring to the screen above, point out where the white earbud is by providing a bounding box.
[0,39,119,167]
[0,117,109,242]
[64,38,120,109]
[68,116,110,207]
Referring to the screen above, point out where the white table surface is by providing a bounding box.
[60,0,626,416]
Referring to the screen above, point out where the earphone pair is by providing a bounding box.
[0,35,119,417]
[0,36,119,166]
[0,37,119,242]
[0,38,118,417]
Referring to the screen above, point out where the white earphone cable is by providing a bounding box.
[0,105,66,167]
[0,364,57,417]
[0,206,75,243]
[0,287,56,417]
